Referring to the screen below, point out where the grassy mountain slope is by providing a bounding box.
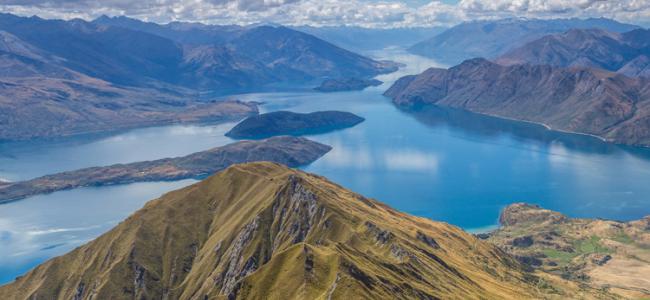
[0,162,565,299]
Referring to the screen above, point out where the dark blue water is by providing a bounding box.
[2,49,650,283]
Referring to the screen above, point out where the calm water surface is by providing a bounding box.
[2,49,650,283]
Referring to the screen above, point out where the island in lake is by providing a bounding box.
[0,136,331,203]
[225,111,365,139]
[314,78,382,92]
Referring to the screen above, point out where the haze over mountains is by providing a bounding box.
[293,26,445,52]
[408,18,640,66]
[0,13,396,140]
[497,28,650,78]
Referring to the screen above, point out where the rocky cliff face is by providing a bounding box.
[385,58,650,146]
[0,162,556,299]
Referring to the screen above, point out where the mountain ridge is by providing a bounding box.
[0,162,565,299]
[385,58,650,146]
[497,28,650,78]
[408,17,639,65]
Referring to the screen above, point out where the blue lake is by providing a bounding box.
[2,49,650,283]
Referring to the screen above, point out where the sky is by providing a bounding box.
[0,0,648,28]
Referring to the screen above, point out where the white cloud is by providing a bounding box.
[0,0,647,28]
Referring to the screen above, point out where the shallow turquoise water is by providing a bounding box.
[2,49,650,283]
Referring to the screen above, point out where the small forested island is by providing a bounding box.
[314,78,382,92]
[225,110,365,139]
[0,137,331,203]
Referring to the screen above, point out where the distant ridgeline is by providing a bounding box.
[0,13,397,140]
[392,22,650,147]
[408,17,640,66]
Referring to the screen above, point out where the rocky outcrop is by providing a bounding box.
[314,78,382,92]
[489,203,650,299]
[226,111,365,139]
[0,162,558,299]
[385,58,650,146]
[0,136,331,203]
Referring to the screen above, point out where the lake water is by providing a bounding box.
[2,49,650,283]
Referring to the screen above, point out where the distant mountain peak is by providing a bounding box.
[408,17,639,65]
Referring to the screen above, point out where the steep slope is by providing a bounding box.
[384,58,650,146]
[486,203,650,299]
[0,137,331,202]
[223,25,398,80]
[408,18,638,66]
[0,13,184,86]
[497,28,650,77]
[0,162,558,299]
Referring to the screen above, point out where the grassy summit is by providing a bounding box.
[0,162,559,299]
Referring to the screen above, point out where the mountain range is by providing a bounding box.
[293,25,445,52]
[385,58,650,146]
[0,13,396,140]
[497,28,650,78]
[408,18,639,66]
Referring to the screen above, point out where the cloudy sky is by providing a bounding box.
[0,0,648,28]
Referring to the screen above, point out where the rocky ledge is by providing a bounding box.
[0,136,331,203]
[314,78,382,92]
[225,110,364,139]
